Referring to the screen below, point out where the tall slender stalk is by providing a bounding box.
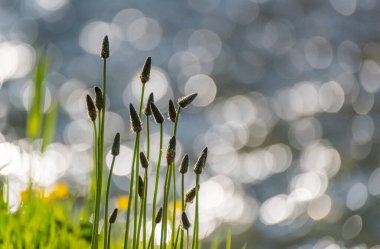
[123,76,145,249]
[104,133,120,249]
[150,123,163,248]
[161,136,176,249]
[123,135,139,249]
[103,156,115,248]
[191,175,200,249]
[170,107,181,248]
[132,138,141,249]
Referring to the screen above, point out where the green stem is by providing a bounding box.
[94,57,107,249]
[171,163,177,248]
[132,134,141,249]
[161,163,172,249]
[179,173,185,249]
[107,224,112,249]
[173,226,180,249]
[186,230,189,249]
[123,135,139,249]
[136,192,144,248]
[191,175,200,249]
[124,80,145,249]
[143,168,148,249]
[136,168,148,249]
[104,156,116,249]
[139,84,146,116]
[150,123,163,248]
[171,107,181,248]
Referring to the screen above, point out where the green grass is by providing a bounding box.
[0,37,238,249]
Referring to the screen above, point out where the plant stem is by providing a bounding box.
[179,173,185,249]
[149,123,163,248]
[136,168,148,249]
[143,168,148,249]
[171,107,181,248]
[171,163,177,249]
[103,156,116,249]
[107,224,112,249]
[173,226,180,249]
[132,135,141,249]
[191,175,200,249]
[124,81,145,249]
[144,113,150,249]
[123,135,138,249]
[92,57,107,249]
[161,162,172,249]
[186,230,189,249]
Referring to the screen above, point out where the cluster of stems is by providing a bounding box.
[87,36,208,249]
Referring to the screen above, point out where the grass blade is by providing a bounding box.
[41,100,58,152]
[226,229,231,249]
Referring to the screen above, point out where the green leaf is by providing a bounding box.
[226,228,231,249]
[241,242,247,249]
[26,53,48,140]
[41,100,58,152]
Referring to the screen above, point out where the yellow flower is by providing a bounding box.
[50,182,70,200]
[115,195,129,211]
[168,199,182,213]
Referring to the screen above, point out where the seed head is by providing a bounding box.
[181,212,191,230]
[194,147,208,174]
[111,133,120,156]
[129,104,142,133]
[185,185,199,204]
[101,35,110,59]
[179,154,189,174]
[155,207,163,224]
[168,99,177,122]
[140,152,149,169]
[178,93,197,108]
[140,57,152,84]
[86,95,97,122]
[138,176,144,199]
[144,93,154,116]
[94,86,103,111]
[166,136,176,165]
[150,102,164,124]
[109,208,118,224]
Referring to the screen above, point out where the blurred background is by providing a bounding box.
[0,0,380,248]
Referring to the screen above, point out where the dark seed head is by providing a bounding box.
[94,86,103,111]
[150,102,164,124]
[138,176,144,199]
[179,154,189,174]
[101,35,110,59]
[181,212,191,230]
[140,152,149,169]
[144,93,154,116]
[129,104,142,133]
[140,57,152,84]
[194,147,208,174]
[86,95,97,122]
[178,93,197,108]
[109,208,118,224]
[166,136,176,165]
[155,207,163,224]
[111,133,120,156]
[168,99,177,122]
[185,185,199,204]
